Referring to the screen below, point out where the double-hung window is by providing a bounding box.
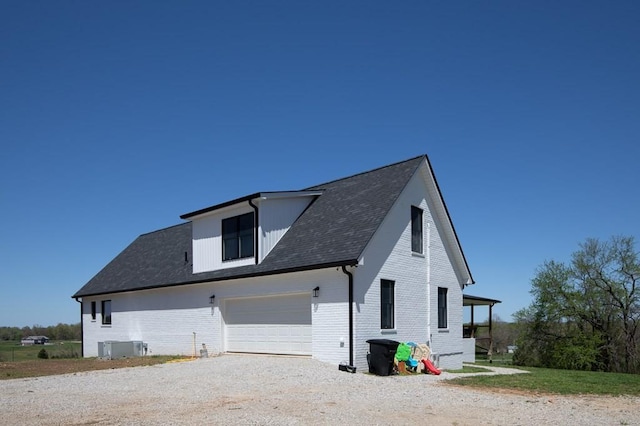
[102,300,112,325]
[437,287,448,329]
[380,279,395,329]
[222,212,254,261]
[411,206,423,254]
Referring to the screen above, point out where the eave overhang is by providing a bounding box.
[71,258,357,299]
[180,190,323,220]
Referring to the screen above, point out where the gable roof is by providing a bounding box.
[73,155,473,298]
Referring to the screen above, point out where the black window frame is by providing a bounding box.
[102,300,112,325]
[437,287,448,329]
[222,212,255,261]
[90,301,96,321]
[411,206,423,254]
[380,279,395,329]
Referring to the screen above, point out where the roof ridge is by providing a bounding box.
[305,154,426,189]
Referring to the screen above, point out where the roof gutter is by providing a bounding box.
[72,259,360,299]
[341,265,355,367]
[180,192,262,219]
[248,199,259,265]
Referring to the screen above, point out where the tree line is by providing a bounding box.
[514,236,639,374]
[0,323,81,342]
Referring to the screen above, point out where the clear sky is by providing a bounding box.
[1,1,638,327]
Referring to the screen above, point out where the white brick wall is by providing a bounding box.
[352,164,465,370]
[82,285,218,357]
[81,268,351,365]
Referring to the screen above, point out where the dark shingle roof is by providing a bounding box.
[74,223,194,297]
[73,156,427,298]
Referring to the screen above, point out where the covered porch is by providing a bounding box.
[462,294,501,363]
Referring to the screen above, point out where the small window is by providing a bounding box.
[411,206,423,254]
[438,287,447,329]
[222,212,254,261]
[102,300,112,325]
[380,279,395,329]
[90,301,96,321]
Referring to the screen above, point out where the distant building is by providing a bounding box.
[21,336,49,345]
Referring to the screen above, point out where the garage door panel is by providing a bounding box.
[226,325,312,354]
[225,294,312,355]
[226,295,311,325]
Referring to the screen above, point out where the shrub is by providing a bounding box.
[37,348,48,359]
[50,348,79,359]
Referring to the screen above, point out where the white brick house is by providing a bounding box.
[73,155,474,370]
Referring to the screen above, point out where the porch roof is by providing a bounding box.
[463,294,501,307]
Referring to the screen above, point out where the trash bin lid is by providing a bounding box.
[366,339,400,347]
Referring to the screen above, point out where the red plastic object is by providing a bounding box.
[421,359,441,375]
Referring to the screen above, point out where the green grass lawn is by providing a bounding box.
[0,341,81,362]
[447,365,640,396]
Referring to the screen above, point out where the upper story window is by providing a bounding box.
[411,206,423,254]
[380,279,395,329]
[222,212,254,261]
[102,300,112,325]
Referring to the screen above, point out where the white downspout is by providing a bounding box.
[426,222,432,346]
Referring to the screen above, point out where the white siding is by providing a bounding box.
[190,195,314,273]
[192,204,255,273]
[352,161,465,371]
[259,197,312,261]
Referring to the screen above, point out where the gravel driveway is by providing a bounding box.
[1,355,638,425]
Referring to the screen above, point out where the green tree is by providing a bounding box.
[514,236,640,373]
[0,327,22,341]
[1,323,81,341]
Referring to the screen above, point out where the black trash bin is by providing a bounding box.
[366,339,400,376]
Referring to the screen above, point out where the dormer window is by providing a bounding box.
[222,212,254,261]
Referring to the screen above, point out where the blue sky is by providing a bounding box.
[1,1,638,327]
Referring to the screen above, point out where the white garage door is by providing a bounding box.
[225,293,312,355]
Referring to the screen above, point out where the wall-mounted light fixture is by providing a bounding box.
[313,286,320,298]
[209,294,216,304]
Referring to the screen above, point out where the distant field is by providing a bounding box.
[0,341,81,362]
[0,355,183,380]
